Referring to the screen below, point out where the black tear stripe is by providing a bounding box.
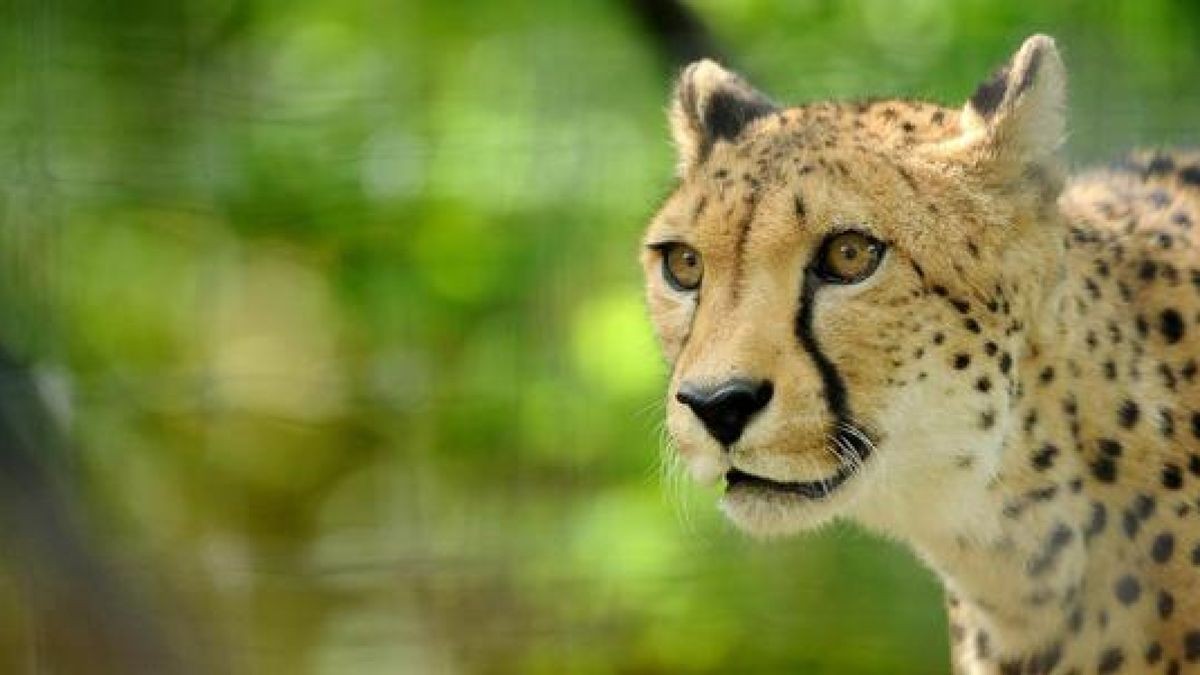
[793,267,877,489]
[696,268,877,501]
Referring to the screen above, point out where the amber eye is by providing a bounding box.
[815,231,886,284]
[660,243,703,291]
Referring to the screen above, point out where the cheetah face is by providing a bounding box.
[643,36,1068,537]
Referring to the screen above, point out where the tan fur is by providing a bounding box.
[642,35,1200,673]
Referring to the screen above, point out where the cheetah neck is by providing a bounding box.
[860,218,1192,667]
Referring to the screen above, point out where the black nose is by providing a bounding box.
[676,379,773,446]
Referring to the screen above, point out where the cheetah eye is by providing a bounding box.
[657,243,704,291]
[814,231,886,284]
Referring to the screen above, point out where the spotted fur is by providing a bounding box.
[641,35,1200,674]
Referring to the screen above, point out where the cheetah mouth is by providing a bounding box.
[724,426,875,500]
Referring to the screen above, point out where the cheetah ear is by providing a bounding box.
[954,34,1067,172]
[669,60,777,176]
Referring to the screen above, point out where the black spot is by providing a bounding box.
[1152,532,1175,563]
[1118,400,1140,428]
[999,352,1012,374]
[1123,509,1140,539]
[975,630,990,658]
[1186,631,1200,661]
[1159,590,1175,619]
[1098,647,1125,673]
[1068,606,1084,633]
[793,194,807,219]
[1098,438,1122,457]
[1147,641,1164,665]
[1192,411,1200,440]
[1141,260,1158,280]
[976,376,992,393]
[1163,463,1184,490]
[954,354,971,369]
[1148,154,1176,175]
[1114,575,1140,604]
[1002,501,1023,519]
[1103,360,1117,380]
[1135,494,1156,519]
[1192,542,1200,565]
[1029,642,1063,673]
[1027,523,1073,576]
[1137,314,1150,337]
[1159,408,1175,437]
[984,341,998,356]
[1084,501,1107,541]
[933,332,945,345]
[1093,456,1117,483]
[964,318,981,333]
[1161,308,1185,343]
[951,298,970,313]
[1031,444,1058,471]
[1190,453,1200,478]
[980,410,996,429]
[1181,165,1200,186]
[1039,366,1054,384]
[1027,485,1057,502]
[1161,363,1178,390]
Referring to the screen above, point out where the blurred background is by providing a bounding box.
[1,0,1198,672]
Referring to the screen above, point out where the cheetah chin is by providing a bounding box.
[719,424,878,536]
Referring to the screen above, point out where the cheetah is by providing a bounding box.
[640,35,1200,674]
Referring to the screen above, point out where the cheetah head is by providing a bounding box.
[642,36,1069,537]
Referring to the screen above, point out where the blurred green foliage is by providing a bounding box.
[1,0,1198,672]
